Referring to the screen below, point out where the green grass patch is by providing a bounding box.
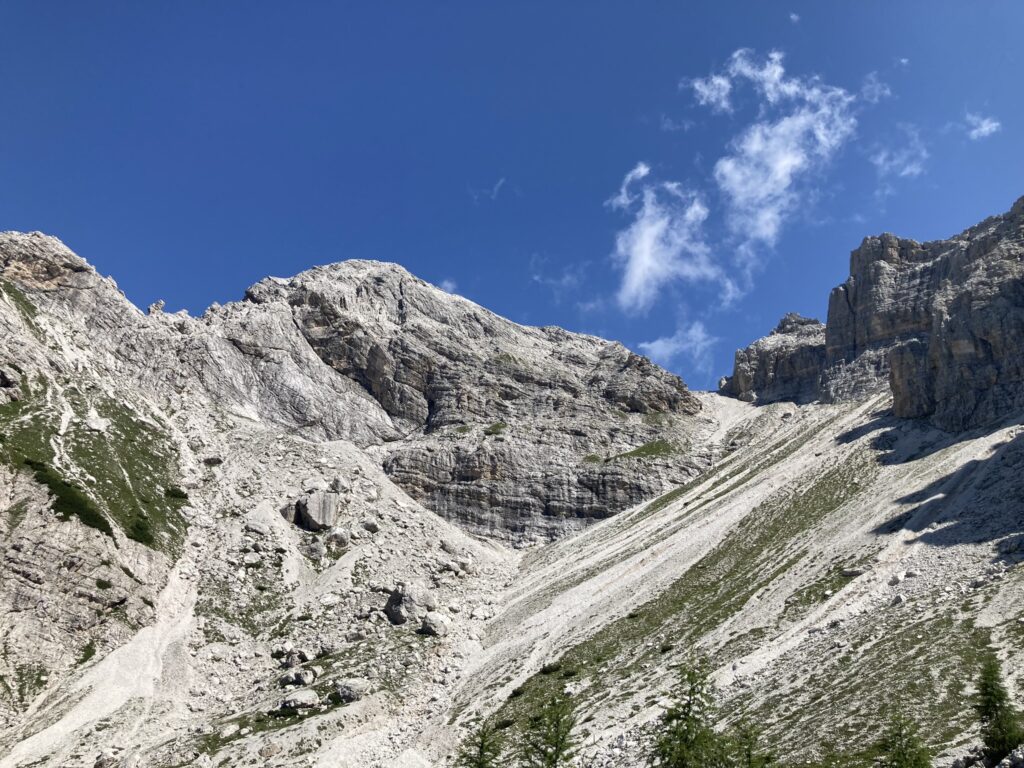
[0,384,189,555]
[484,422,507,436]
[78,641,96,665]
[4,499,29,530]
[22,458,114,538]
[582,453,603,463]
[639,485,687,517]
[781,562,867,624]
[0,279,40,324]
[747,614,992,763]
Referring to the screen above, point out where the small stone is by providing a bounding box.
[281,688,320,710]
[420,611,450,637]
[331,678,370,704]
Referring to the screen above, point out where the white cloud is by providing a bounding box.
[608,49,859,318]
[608,162,650,210]
[639,321,718,373]
[529,256,584,303]
[707,50,857,285]
[871,124,928,181]
[860,72,892,104]
[607,165,729,314]
[468,177,507,203]
[965,112,1001,140]
[660,114,694,133]
[576,296,607,314]
[789,12,800,23]
[439,278,458,294]
[689,74,733,113]
[897,57,910,67]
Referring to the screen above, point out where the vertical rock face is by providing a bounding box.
[719,314,825,404]
[820,232,947,400]
[722,195,1024,432]
[887,198,1024,431]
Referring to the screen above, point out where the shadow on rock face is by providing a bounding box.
[834,408,1016,467]
[866,425,1024,560]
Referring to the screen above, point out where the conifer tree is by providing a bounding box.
[456,720,505,768]
[976,653,1024,762]
[649,657,728,768]
[728,718,775,768]
[517,697,578,768]
[877,709,932,768]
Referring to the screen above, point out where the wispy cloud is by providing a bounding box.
[965,112,1001,140]
[607,163,730,314]
[860,72,891,104]
[789,12,800,23]
[870,124,928,195]
[660,114,694,133]
[468,177,507,203]
[639,321,718,374]
[707,49,857,286]
[576,296,607,314]
[439,278,458,294]
[608,162,651,209]
[529,255,585,304]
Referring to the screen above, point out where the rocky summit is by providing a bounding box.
[1,197,1024,768]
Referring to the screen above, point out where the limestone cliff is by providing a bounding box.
[723,195,1024,432]
[719,313,825,404]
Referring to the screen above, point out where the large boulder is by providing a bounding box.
[420,611,450,637]
[330,678,370,704]
[384,582,438,625]
[281,688,320,710]
[292,491,343,532]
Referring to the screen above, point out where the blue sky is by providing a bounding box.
[2,3,1021,389]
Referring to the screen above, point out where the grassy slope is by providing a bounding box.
[490,447,878,737]
[482,405,1011,765]
[0,285,188,555]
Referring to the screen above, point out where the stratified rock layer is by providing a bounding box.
[245,261,704,542]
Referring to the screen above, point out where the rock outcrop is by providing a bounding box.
[719,314,825,404]
[244,261,705,541]
[723,195,1024,432]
